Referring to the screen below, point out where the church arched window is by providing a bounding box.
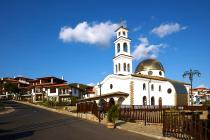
[159,85,161,92]
[115,65,118,73]
[123,63,126,71]
[127,64,130,72]
[123,42,128,52]
[143,96,147,105]
[118,63,121,71]
[143,83,146,90]
[117,43,120,53]
[123,31,125,36]
[151,84,154,91]
[151,96,155,106]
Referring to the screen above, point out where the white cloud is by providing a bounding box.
[132,26,142,32]
[132,37,166,60]
[59,21,120,47]
[151,23,187,38]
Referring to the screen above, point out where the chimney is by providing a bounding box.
[61,76,64,80]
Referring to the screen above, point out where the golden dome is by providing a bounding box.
[135,59,165,73]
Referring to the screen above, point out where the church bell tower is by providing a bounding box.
[113,26,133,75]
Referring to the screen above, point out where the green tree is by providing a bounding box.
[70,96,78,105]
[4,82,19,99]
[107,104,120,128]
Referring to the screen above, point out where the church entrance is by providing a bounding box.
[109,98,115,106]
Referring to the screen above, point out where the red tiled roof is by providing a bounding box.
[193,87,206,90]
[44,84,69,88]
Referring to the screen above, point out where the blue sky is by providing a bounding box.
[0,0,210,88]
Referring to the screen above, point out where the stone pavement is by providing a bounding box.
[14,101,176,140]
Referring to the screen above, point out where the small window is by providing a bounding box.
[167,88,172,94]
[159,85,161,92]
[151,84,154,91]
[127,64,130,72]
[123,31,125,35]
[118,63,121,71]
[159,71,162,76]
[143,83,146,90]
[117,43,120,53]
[118,32,121,36]
[50,88,56,93]
[123,43,128,52]
[123,63,126,71]
[148,71,153,76]
[110,84,113,89]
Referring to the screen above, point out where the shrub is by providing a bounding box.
[70,97,78,105]
[107,104,119,124]
[203,100,210,106]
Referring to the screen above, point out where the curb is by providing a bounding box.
[14,100,77,116]
[14,101,100,123]
[0,107,15,115]
[116,126,175,140]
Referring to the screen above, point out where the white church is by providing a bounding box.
[83,26,190,106]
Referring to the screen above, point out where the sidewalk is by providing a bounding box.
[15,101,176,140]
[117,121,176,140]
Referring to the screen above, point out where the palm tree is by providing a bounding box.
[183,69,201,105]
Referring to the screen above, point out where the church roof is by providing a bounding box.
[115,25,128,32]
[135,59,165,73]
[132,74,167,81]
[132,74,190,85]
[78,91,129,102]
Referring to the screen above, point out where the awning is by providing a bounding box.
[78,91,129,102]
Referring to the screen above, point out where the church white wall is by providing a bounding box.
[95,74,178,106]
[132,78,176,106]
[160,81,176,105]
[95,75,131,105]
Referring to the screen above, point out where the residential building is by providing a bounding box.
[192,87,210,105]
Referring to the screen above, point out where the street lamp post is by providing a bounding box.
[183,69,201,105]
[97,82,102,123]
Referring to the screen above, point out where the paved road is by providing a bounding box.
[0,101,156,140]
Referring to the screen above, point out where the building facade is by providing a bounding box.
[192,87,210,105]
